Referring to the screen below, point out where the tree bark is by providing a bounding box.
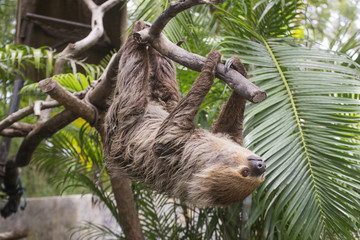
[39,78,97,124]
[0,78,24,188]
[109,176,144,240]
[240,195,252,240]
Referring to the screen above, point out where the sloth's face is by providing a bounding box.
[187,145,266,207]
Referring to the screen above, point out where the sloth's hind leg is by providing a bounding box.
[148,48,180,112]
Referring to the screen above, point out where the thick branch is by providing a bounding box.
[99,0,123,12]
[109,176,145,240]
[135,29,266,103]
[150,0,224,37]
[1,129,27,138]
[15,110,77,167]
[0,100,59,132]
[0,123,34,137]
[87,50,122,110]
[60,0,123,58]
[39,78,96,124]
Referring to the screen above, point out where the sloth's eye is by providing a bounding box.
[241,169,249,177]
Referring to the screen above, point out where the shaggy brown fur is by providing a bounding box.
[104,21,265,207]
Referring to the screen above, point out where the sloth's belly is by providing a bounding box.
[117,104,169,182]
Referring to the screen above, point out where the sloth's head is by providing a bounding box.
[187,143,266,207]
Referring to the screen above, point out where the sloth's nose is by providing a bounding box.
[248,155,266,176]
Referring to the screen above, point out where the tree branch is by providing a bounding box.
[134,0,266,103]
[0,100,60,133]
[0,123,34,137]
[39,78,96,124]
[135,30,266,103]
[0,228,28,240]
[109,176,145,240]
[99,0,123,13]
[15,109,77,167]
[87,50,122,110]
[149,0,225,37]
[1,129,27,138]
[59,0,123,58]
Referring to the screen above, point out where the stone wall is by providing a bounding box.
[0,194,121,239]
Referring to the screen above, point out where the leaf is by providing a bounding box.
[221,34,360,238]
[53,73,93,92]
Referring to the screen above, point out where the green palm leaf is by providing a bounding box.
[221,35,360,239]
[216,1,360,238]
[71,221,123,240]
[33,123,117,220]
[0,44,55,77]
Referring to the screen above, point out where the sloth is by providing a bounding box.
[104,21,266,207]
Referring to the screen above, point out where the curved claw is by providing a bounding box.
[224,56,248,78]
[224,58,234,73]
[144,21,152,27]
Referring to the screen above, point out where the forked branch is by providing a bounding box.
[15,109,78,167]
[39,78,97,124]
[0,123,34,137]
[60,0,124,58]
[134,0,266,103]
[149,0,225,37]
[0,100,59,133]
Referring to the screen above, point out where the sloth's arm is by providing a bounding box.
[212,57,248,146]
[153,50,221,155]
[170,50,222,130]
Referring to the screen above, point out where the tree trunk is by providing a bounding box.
[240,195,252,240]
[109,176,144,240]
[0,78,24,187]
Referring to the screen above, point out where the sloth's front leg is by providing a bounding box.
[153,50,222,156]
[212,56,248,145]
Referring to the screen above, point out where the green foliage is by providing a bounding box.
[0,44,55,79]
[305,0,360,63]
[32,122,122,238]
[133,182,246,239]
[218,1,360,238]
[71,221,124,240]
[0,0,16,44]
[1,0,360,239]
[0,45,54,114]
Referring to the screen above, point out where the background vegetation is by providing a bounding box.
[1,0,359,239]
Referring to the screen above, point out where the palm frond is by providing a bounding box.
[71,221,124,240]
[133,184,183,239]
[216,0,302,40]
[0,44,55,78]
[221,34,360,239]
[53,73,92,92]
